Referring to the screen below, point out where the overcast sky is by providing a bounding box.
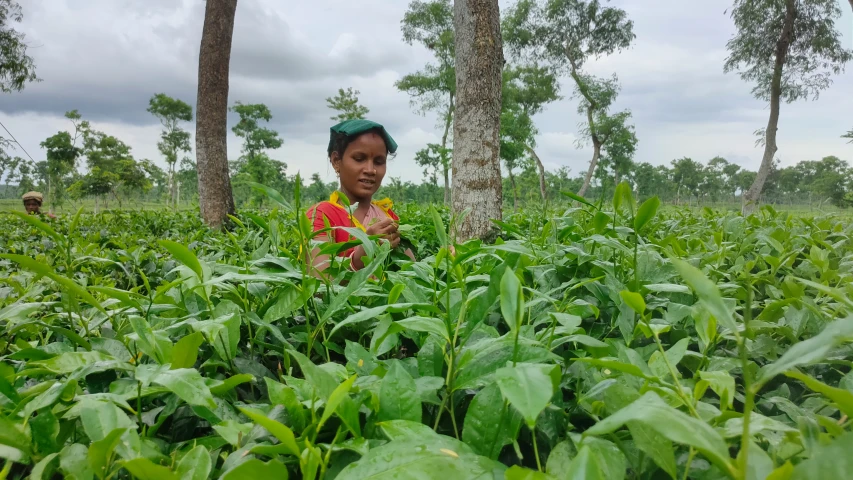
[2,0,852,184]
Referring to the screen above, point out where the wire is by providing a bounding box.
[0,119,37,163]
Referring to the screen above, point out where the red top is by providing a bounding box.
[306,201,399,257]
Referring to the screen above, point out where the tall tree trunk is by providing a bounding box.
[441,94,454,205]
[524,144,547,201]
[196,0,237,229]
[568,58,602,199]
[742,0,795,215]
[451,0,503,242]
[578,138,601,197]
[508,168,518,210]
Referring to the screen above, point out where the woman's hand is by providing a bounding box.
[366,218,401,249]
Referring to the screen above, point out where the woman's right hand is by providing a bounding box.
[366,218,400,249]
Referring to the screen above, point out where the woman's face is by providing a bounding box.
[332,132,388,203]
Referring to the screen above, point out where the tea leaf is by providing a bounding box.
[495,363,560,428]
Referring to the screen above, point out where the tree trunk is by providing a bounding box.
[196,0,237,229]
[451,0,503,242]
[508,168,518,210]
[577,138,601,197]
[524,144,547,201]
[742,0,795,215]
[441,94,454,205]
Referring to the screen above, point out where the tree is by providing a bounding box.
[326,87,369,122]
[147,93,193,207]
[844,129,853,143]
[725,0,852,214]
[414,143,449,191]
[196,0,238,229]
[500,64,560,203]
[37,111,86,212]
[0,0,38,94]
[503,0,635,198]
[230,102,283,162]
[397,0,456,204]
[451,0,504,241]
[590,110,636,189]
[79,126,149,210]
[670,157,704,205]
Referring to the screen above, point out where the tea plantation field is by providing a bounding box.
[1,191,852,479]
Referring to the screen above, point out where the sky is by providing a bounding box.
[1,0,852,185]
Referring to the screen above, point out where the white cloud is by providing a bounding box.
[3,0,852,191]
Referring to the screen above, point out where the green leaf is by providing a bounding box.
[792,431,853,479]
[171,332,204,369]
[330,302,435,336]
[335,435,506,480]
[288,350,338,400]
[264,378,306,433]
[396,316,449,341]
[149,367,217,409]
[378,361,421,423]
[505,465,556,480]
[80,401,135,442]
[238,407,300,457]
[634,196,661,232]
[495,363,560,428]
[175,445,212,480]
[0,302,42,325]
[212,420,252,446]
[757,315,853,388]
[123,457,179,480]
[429,204,448,247]
[627,422,676,479]
[698,370,735,410]
[159,239,204,281]
[220,458,290,480]
[563,442,625,480]
[619,290,645,315]
[613,180,634,217]
[670,258,738,336]
[89,286,144,311]
[0,254,107,315]
[785,370,853,418]
[319,374,357,429]
[30,452,60,480]
[87,427,127,479]
[320,247,390,323]
[245,181,292,211]
[263,285,303,323]
[462,383,522,459]
[210,374,254,396]
[741,440,774,480]
[31,351,114,374]
[585,391,734,476]
[500,269,523,332]
[561,190,596,209]
[60,444,94,480]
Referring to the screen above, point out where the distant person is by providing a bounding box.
[306,119,415,273]
[21,191,56,218]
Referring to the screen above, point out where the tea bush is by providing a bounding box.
[1,186,852,479]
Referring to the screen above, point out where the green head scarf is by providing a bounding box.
[328,119,398,155]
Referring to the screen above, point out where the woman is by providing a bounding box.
[307,119,414,273]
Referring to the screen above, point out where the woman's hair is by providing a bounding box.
[327,127,395,160]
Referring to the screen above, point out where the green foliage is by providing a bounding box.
[0,0,39,93]
[1,184,853,479]
[724,0,852,103]
[325,87,370,122]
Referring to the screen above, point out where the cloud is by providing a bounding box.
[2,0,852,190]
